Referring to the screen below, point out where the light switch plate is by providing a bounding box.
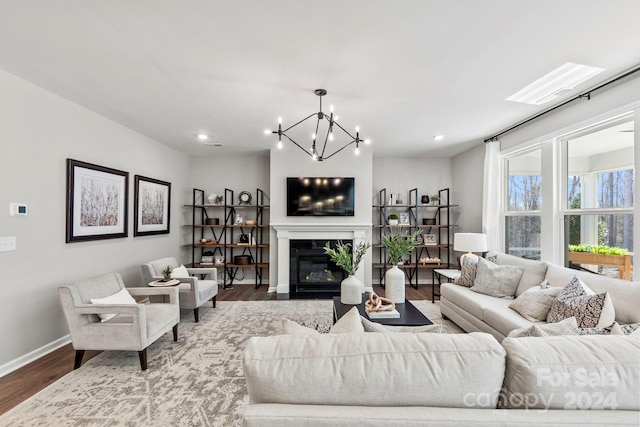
[0,236,16,252]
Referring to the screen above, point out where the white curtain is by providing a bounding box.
[482,140,501,252]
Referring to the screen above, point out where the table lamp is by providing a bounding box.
[454,233,488,264]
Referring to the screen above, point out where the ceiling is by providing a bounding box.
[1,0,639,158]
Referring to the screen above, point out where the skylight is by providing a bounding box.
[506,62,605,105]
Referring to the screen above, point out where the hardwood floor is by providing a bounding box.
[0,282,436,416]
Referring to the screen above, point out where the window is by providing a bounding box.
[504,148,542,258]
[563,117,634,279]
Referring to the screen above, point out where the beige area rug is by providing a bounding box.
[1,299,461,426]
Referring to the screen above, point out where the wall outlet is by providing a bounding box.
[0,236,17,252]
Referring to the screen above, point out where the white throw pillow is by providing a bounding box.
[360,316,442,333]
[508,316,579,338]
[170,265,190,279]
[90,288,137,322]
[471,257,524,298]
[281,318,321,336]
[281,307,365,335]
[509,285,562,322]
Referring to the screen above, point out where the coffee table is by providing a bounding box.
[333,296,432,326]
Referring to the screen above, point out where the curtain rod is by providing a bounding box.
[484,64,640,143]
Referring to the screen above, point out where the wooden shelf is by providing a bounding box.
[225,263,269,268]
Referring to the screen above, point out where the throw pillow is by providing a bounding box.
[281,318,320,336]
[508,317,579,338]
[579,322,621,335]
[454,255,479,287]
[281,307,365,335]
[547,276,615,328]
[360,316,443,333]
[90,288,137,322]
[619,323,640,335]
[170,265,190,278]
[509,285,562,322]
[471,257,524,298]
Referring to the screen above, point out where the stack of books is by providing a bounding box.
[365,308,400,319]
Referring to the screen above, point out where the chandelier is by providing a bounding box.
[265,89,370,161]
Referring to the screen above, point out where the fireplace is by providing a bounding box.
[290,239,350,297]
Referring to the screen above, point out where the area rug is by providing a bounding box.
[1,299,461,426]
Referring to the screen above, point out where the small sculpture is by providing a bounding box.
[364,291,396,312]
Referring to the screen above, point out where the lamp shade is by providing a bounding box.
[454,233,488,253]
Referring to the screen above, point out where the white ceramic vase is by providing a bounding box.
[385,265,405,303]
[341,274,363,304]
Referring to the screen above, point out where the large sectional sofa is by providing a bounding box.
[440,252,640,341]
[242,254,640,425]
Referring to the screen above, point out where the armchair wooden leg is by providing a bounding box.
[74,350,85,370]
[194,307,199,323]
[138,349,148,370]
[212,295,216,308]
[173,324,178,342]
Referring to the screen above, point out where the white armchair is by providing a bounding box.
[141,257,218,322]
[58,272,180,370]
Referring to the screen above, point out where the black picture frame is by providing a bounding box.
[66,159,129,243]
[134,175,171,236]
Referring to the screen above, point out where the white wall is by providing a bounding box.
[451,145,485,233]
[0,69,190,374]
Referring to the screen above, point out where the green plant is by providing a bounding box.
[214,195,224,204]
[324,241,371,276]
[568,244,628,255]
[381,230,422,265]
[388,214,399,220]
[162,265,173,277]
[430,195,440,203]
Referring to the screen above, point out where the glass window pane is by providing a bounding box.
[565,213,634,280]
[505,216,540,258]
[507,150,541,211]
[567,120,634,209]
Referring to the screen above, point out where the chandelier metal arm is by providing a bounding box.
[282,112,317,133]
[321,139,357,160]
[282,133,314,156]
[330,118,357,140]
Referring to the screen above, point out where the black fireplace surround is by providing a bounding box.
[289,239,351,298]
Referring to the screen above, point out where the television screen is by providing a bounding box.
[287,177,355,216]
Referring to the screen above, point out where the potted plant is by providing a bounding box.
[568,244,632,280]
[430,194,440,205]
[388,213,399,225]
[214,195,224,205]
[381,230,422,303]
[324,241,371,304]
[162,265,173,281]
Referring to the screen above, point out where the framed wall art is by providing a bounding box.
[134,175,171,236]
[66,159,129,243]
[423,234,437,245]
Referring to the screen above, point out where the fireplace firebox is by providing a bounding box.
[289,239,351,298]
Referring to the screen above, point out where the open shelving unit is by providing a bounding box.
[185,188,269,289]
[373,187,457,289]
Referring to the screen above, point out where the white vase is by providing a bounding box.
[385,265,405,303]
[341,275,363,304]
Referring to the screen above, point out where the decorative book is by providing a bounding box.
[366,308,400,319]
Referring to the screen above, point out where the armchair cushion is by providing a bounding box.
[90,287,137,322]
[170,265,190,278]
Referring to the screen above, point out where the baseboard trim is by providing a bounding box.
[0,335,71,378]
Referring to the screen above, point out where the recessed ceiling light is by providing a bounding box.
[506,62,605,105]
[197,133,209,141]
[434,135,444,141]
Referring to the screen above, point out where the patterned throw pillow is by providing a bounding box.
[454,256,479,287]
[508,316,579,338]
[509,285,562,322]
[547,276,614,328]
[360,316,443,333]
[579,322,621,335]
[471,257,524,298]
[619,323,640,335]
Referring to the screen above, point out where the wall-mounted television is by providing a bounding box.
[287,177,355,216]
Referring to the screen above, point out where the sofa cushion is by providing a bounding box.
[509,285,562,322]
[471,257,523,298]
[441,283,490,319]
[482,300,535,338]
[454,256,478,287]
[490,252,549,297]
[244,332,506,408]
[360,316,442,333]
[547,276,615,328]
[501,335,640,410]
[545,263,640,325]
[508,317,579,337]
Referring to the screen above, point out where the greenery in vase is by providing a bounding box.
[162,265,173,278]
[215,195,224,204]
[324,241,371,276]
[568,244,628,255]
[430,195,440,204]
[382,230,422,265]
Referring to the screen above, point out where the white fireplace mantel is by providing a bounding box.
[271,223,372,297]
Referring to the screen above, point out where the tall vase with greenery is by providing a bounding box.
[381,230,421,303]
[324,241,371,304]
